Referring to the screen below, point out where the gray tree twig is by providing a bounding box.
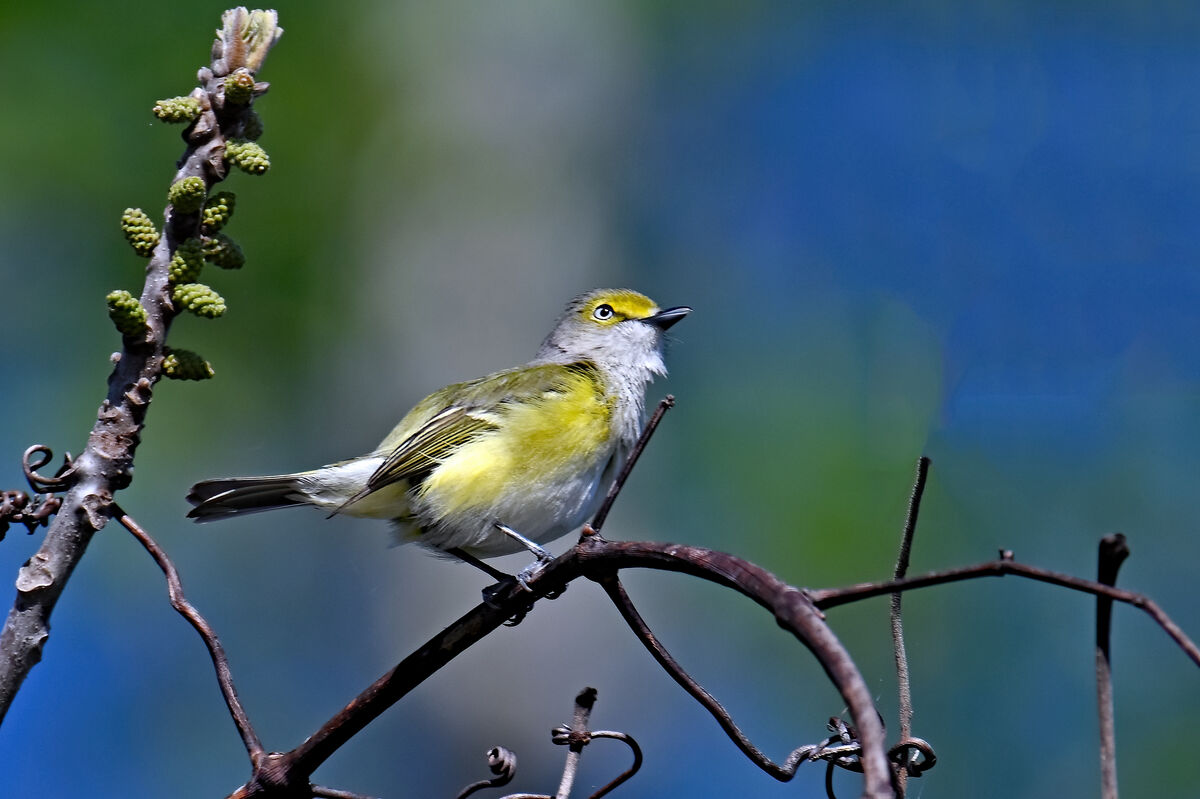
[0,7,282,724]
[1096,533,1130,799]
[888,456,929,796]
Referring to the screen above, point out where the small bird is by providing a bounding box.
[187,288,690,566]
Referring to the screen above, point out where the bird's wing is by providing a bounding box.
[365,406,498,494]
[360,361,599,500]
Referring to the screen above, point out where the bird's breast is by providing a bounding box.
[415,368,614,519]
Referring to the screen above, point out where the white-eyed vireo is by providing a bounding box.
[187,288,690,561]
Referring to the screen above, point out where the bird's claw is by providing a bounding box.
[515,554,552,592]
[481,578,514,608]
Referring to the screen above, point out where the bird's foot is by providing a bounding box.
[515,556,552,592]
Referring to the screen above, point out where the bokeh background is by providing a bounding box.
[2,1,1198,796]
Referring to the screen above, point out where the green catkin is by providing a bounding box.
[224,139,270,175]
[203,232,245,269]
[168,177,207,213]
[120,208,160,257]
[152,96,202,123]
[172,283,226,319]
[201,191,236,231]
[162,348,214,381]
[106,290,148,337]
[169,238,206,284]
[224,69,255,105]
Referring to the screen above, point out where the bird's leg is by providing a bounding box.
[494,522,550,561]
[448,546,522,610]
[448,547,511,582]
[494,522,553,591]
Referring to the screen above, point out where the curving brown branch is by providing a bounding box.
[597,573,821,780]
[130,422,1186,799]
[106,448,1196,799]
[0,8,281,724]
[91,388,885,797]
[222,534,893,799]
[807,555,1200,669]
[234,526,1193,797]
[114,504,265,763]
[99,391,1196,799]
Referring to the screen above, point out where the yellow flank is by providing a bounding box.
[417,366,611,517]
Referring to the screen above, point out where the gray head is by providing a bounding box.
[535,288,690,374]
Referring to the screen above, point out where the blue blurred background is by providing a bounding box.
[2,1,1198,796]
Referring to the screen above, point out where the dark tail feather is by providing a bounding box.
[187,475,305,523]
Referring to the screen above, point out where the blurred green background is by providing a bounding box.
[2,1,1199,796]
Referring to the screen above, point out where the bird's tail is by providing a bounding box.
[186,475,307,523]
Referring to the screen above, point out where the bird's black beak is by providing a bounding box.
[646,305,692,330]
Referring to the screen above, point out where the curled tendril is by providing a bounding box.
[802,717,938,786]
[806,717,867,772]
[23,445,76,493]
[1,446,72,540]
[889,736,937,777]
[454,746,517,799]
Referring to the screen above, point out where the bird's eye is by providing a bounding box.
[592,304,615,321]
